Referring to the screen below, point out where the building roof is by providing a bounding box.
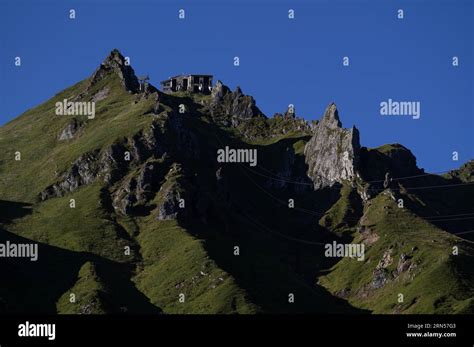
[160,74,213,84]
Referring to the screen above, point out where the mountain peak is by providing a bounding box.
[304,104,360,189]
[321,102,342,128]
[89,49,140,93]
[103,48,127,66]
[211,80,230,103]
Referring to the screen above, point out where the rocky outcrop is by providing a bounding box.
[359,144,422,182]
[371,268,389,290]
[396,253,412,274]
[91,87,110,102]
[41,109,204,202]
[208,82,313,141]
[40,121,167,201]
[58,118,81,141]
[369,249,417,290]
[356,143,423,201]
[270,112,311,136]
[99,142,134,183]
[112,178,138,215]
[304,103,361,190]
[370,249,393,289]
[156,189,182,220]
[156,164,186,221]
[211,80,230,103]
[40,151,101,200]
[227,86,261,119]
[210,81,264,120]
[39,143,131,201]
[88,49,140,93]
[446,160,474,183]
[112,160,165,215]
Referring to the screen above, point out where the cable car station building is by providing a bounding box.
[160,74,213,93]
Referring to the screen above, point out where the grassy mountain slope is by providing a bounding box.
[0,60,257,313]
[0,74,157,203]
[319,191,474,313]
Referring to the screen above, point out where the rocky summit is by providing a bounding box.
[304,103,361,190]
[0,49,473,315]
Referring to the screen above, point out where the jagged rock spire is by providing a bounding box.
[103,49,126,65]
[211,80,230,103]
[89,49,140,93]
[304,103,360,189]
[321,102,342,128]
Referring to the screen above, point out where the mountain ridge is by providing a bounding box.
[0,49,473,314]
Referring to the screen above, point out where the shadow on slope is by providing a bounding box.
[396,174,474,241]
[174,119,369,313]
[0,228,161,314]
[0,200,33,224]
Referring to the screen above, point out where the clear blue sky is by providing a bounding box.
[1,0,472,172]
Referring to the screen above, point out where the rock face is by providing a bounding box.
[304,103,361,189]
[356,143,423,201]
[39,148,124,201]
[271,108,310,134]
[58,118,81,141]
[40,121,166,201]
[210,81,263,120]
[156,189,182,220]
[371,269,389,290]
[89,49,140,93]
[91,87,110,102]
[227,86,261,119]
[445,159,474,183]
[359,144,422,181]
[211,80,230,103]
[370,249,393,289]
[41,109,204,202]
[156,164,185,221]
[112,160,164,215]
[40,151,99,200]
[396,253,411,274]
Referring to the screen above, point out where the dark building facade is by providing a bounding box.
[160,74,213,93]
